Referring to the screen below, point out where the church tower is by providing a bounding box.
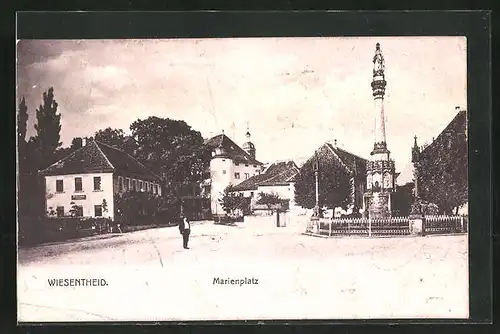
[364,43,396,218]
[242,126,256,159]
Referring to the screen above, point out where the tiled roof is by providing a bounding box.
[205,134,262,165]
[325,143,368,175]
[232,160,299,191]
[39,140,160,181]
[95,142,160,181]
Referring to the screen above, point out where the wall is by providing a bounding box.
[210,158,235,215]
[114,175,162,197]
[233,162,262,183]
[210,157,263,214]
[257,183,297,207]
[45,172,114,220]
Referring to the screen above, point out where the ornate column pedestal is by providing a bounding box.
[364,191,392,219]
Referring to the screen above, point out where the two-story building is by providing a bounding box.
[204,130,264,215]
[39,139,162,220]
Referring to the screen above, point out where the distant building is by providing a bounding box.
[39,139,162,220]
[204,131,264,215]
[297,142,368,212]
[231,160,300,209]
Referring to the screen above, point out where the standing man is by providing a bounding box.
[179,214,191,249]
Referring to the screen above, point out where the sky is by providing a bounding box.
[16,37,466,172]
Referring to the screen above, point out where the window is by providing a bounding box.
[235,162,239,166]
[222,170,227,175]
[93,176,101,191]
[126,178,131,191]
[121,177,125,191]
[56,206,64,217]
[132,179,137,191]
[94,205,103,217]
[118,176,123,191]
[245,173,250,180]
[139,180,144,191]
[253,165,257,168]
[74,177,83,192]
[245,164,249,167]
[154,184,158,195]
[235,172,240,179]
[56,180,64,193]
[250,192,254,197]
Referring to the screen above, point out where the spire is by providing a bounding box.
[242,122,256,159]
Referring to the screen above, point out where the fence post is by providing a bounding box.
[329,220,332,237]
[422,216,426,236]
[368,218,372,237]
[460,216,464,233]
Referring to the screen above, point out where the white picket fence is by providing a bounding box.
[424,215,467,234]
[305,215,467,237]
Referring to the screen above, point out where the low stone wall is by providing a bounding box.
[243,212,290,228]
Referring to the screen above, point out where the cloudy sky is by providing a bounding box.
[16,37,466,171]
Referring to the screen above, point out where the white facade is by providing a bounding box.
[234,183,298,210]
[44,172,162,220]
[45,172,115,220]
[257,183,297,207]
[209,157,262,214]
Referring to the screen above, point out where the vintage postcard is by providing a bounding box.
[17,36,468,322]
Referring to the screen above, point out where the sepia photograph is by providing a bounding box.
[16,36,468,322]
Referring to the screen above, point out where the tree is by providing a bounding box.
[256,192,285,214]
[17,97,29,173]
[294,146,351,210]
[93,127,137,154]
[219,185,247,215]
[392,182,414,216]
[33,87,62,169]
[129,116,211,199]
[418,111,467,214]
[18,97,29,145]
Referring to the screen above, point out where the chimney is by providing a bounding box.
[455,106,460,110]
[334,139,337,148]
[82,138,87,147]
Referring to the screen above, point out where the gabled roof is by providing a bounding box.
[324,143,368,175]
[39,140,160,181]
[232,160,299,191]
[205,134,262,165]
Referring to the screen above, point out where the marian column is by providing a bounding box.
[364,43,396,218]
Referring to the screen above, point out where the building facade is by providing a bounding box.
[231,160,300,210]
[296,142,368,213]
[204,131,264,215]
[39,139,162,221]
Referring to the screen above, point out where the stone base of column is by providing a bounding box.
[364,191,392,219]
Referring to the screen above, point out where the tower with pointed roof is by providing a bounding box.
[242,127,256,160]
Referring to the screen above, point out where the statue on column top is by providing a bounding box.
[373,43,385,76]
